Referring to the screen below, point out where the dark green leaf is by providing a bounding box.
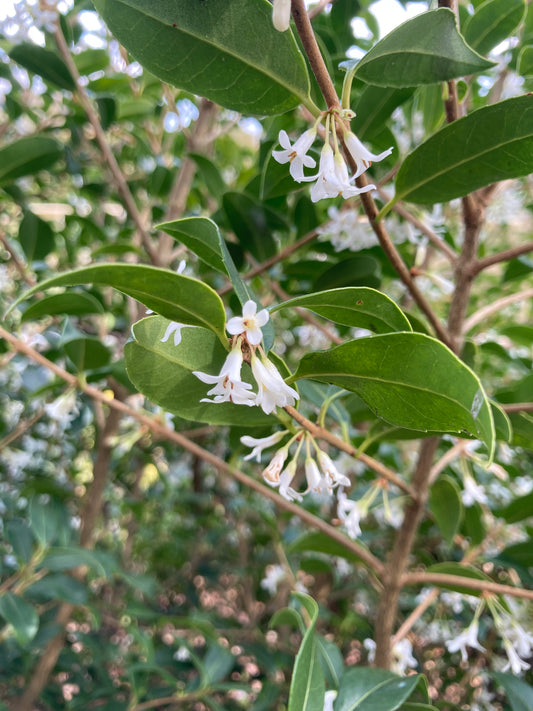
[317,635,344,687]
[336,668,420,711]
[21,292,104,322]
[91,0,312,115]
[313,257,382,291]
[26,573,88,605]
[495,539,533,568]
[352,9,494,88]
[392,95,533,205]
[288,593,325,711]
[6,520,34,564]
[41,547,111,576]
[271,287,411,334]
[73,48,110,75]
[223,192,279,262]
[351,85,414,142]
[0,136,63,185]
[158,217,227,274]
[203,643,235,685]
[9,43,75,90]
[63,337,112,371]
[518,45,533,76]
[9,263,227,345]
[125,317,274,426]
[492,672,533,711]
[189,153,226,200]
[496,491,533,524]
[18,209,56,262]
[490,400,512,443]
[29,497,60,546]
[289,531,366,563]
[0,593,39,646]
[463,0,526,56]
[290,333,494,456]
[429,476,463,544]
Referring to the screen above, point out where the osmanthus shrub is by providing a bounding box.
[1,0,533,709]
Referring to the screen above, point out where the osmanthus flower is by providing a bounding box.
[489,600,533,674]
[446,619,486,663]
[262,446,289,485]
[251,351,299,414]
[364,637,418,675]
[337,483,381,539]
[323,691,337,711]
[193,337,256,406]
[160,321,186,347]
[240,430,289,462]
[279,460,303,502]
[272,128,317,182]
[316,449,350,489]
[272,0,291,32]
[226,299,269,346]
[343,130,394,179]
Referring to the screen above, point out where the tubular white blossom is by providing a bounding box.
[279,461,303,502]
[343,131,393,179]
[262,446,289,484]
[337,490,363,539]
[316,450,350,488]
[272,0,291,32]
[251,352,299,414]
[193,339,256,406]
[241,431,288,462]
[226,300,269,346]
[461,472,488,507]
[305,456,327,493]
[272,129,317,182]
[446,620,485,663]
[310,143,375,203]
[160,321,186,346]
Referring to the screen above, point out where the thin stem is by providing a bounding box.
[401,572,533,601]
[0,229,35,286]
[462,287,533,335]
[0,324,383,577]
[470,242,533,276]
[53,25,160,265]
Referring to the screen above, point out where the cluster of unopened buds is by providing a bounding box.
[192,300,298,414]
[272,109,392,203]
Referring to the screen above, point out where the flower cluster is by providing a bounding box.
[193,301,298,415]
[273,111,392,203]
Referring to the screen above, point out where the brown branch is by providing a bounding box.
[0,411,43,451]
[501,402,533,414]
[462,287,533,335]
[0,324,384,578]
[53,26,160,265]
[284,405,415,498]
[402,572,533,601]
[0,229,35,286]
[470,242,533,276]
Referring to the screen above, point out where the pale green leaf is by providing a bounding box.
[0,593,39,646]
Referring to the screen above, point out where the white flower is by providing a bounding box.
[44,390,79,425]
[272,0,291,31]
[363,637,417,675]
[273,129,317,182]
[279,461,303,502]
[446,620,485,663]
[461,472,488,507]
[262,446,289,484]
[310,144,375,203]
[193,339,256,406]
[251,353,299,414]
[344,131,393,179]
[364,638,376,662]
[323,690,337,711]
[337,490,363,539]
[160,321,186,346]
[493,610,533,672]
[502,638,531,674]
[260,564,286,595]
[241,431,288,462]
[305,456,328,493]
[226,300,269,346]
[317,450,350,489]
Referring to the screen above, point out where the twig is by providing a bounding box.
[0,324,384,577]
[401,572,533,601]
[0,411,44,451]
[308,0,337,20]
[53,25,160,265]
[461,287,533,335]
[0,229,35,286]
[470,242,533,276]
[501,402,533,414]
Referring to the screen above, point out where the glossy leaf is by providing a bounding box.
[287,593,325,711]
[463,0,526,56]
[63,337,112,371]
[317,635,344,687]
[352,9,494,88]
[490,400,512,443]
[351,85,414,141]
[189,153,226,200]
[336,668,420,711]
[290,333,494,455]
[0,136,63,185]
[92,0,312,115]
[492,672,533,711]
[271,287,412,334]
[9,264,228,345]
[157,217,227,274]
[41,547,112,576]
[289,531,367,563]
[518,45,533,76]
[392,95,533,205]
[496,491,533,524]
[21,292,104,322]
[9,43,75,90]
[26,574,89,605]
[125,317,274,427]
[18,209,56,262]
[222,192,280,262]
[29,497,60,546]
[6,520,34,564]
[429,476,463,544]
[0,593,39,646]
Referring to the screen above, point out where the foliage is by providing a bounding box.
[0,0,532,710]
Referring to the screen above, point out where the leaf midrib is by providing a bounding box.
[109,0,309,104]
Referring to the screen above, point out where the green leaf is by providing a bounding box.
[5,520,34,564]
[0,136,63,185]
[352,9,494,88]
[400,705,438,711]
[189,153,226,200]
[203,643,235,685]
[26,573,88,605]
[518,45,533,76]
[41,547,111,576]
[125,317,274,427]
[0,593,39,646]
[63,337,112,371]
[392,95,533,206]
[91,0,312,115]
[21,292,104,322]
[73,48,110,75]
[9,43,75,90]
[351,85,414,142]
[424,562,491,596]
[222,192,279,262]
[317,635,344,688]
[429,476,463,545]
[271,287,412,334]
[336,668,420,711]
[18,209,56,262]
[492,673,533,711]
[495,539,533,568]
[463,0,526,57]
[157,217,227,274]
[490,400,512,443]
[289,531,366,563]
[496,491,533,524]
[288,593,325,711]
[29,497,60,546]
[289,333,494,456]
[9,264,227,345]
